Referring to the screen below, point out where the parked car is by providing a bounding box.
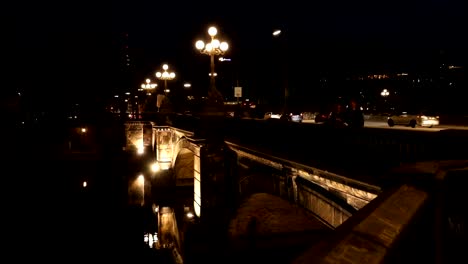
[387,111,440,128]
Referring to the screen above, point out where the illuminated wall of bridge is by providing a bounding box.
[227,142,381,227]
[152,125,205,218]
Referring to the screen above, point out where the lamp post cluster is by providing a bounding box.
[195,26,229,104]
[134,26,229,117]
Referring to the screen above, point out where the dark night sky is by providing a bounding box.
[14,0,468,110]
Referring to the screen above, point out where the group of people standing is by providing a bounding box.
[325,99,364,128]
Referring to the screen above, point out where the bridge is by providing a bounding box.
[122,114,468,263]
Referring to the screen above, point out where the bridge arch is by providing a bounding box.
[173,147,195,187]
[170,135,204,218]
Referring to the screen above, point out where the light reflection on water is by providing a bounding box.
[144,232,159,248]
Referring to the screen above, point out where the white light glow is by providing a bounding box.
[220,42,228,51]
[134,138,144,155]
[273,29,282,36]
[137,146,144,155]
[159,162,171,170]
[151,162,160,172]
[137,174,145,186]
[195,40,204,50]
[208,26,217,37]
[212,39,220,48]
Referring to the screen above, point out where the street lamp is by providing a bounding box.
[272,28,289,115]
[381,89,389,97]
[195,26,229,104]
[139,79,158,115]
[141,78,158,91]
[155,64,176,112]
[381,89,390,112]
[155,64,176,94]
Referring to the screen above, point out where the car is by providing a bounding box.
[314,112,329,123]
[264,112,282,120]
[287,112,303,123]
[387,111,440,128]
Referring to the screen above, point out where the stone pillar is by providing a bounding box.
[193,97,229,235]
[199,140,227,225]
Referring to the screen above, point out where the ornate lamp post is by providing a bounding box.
[155,64,175,94]
[193,27,231,225]
[141,78,157,90]
[155,64,175,113]
[195,26,229,105]
[140,79,158,115]
[381,88,390,98]
[381,88,390,112]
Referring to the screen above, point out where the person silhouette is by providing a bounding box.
[326,103,347,128]
[345,99,364,128]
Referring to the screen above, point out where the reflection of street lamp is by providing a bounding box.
[195,26,229,104]
[137,174,145,206]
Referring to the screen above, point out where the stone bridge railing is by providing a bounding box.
[225,141,381,228]
[292,161,468,264]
